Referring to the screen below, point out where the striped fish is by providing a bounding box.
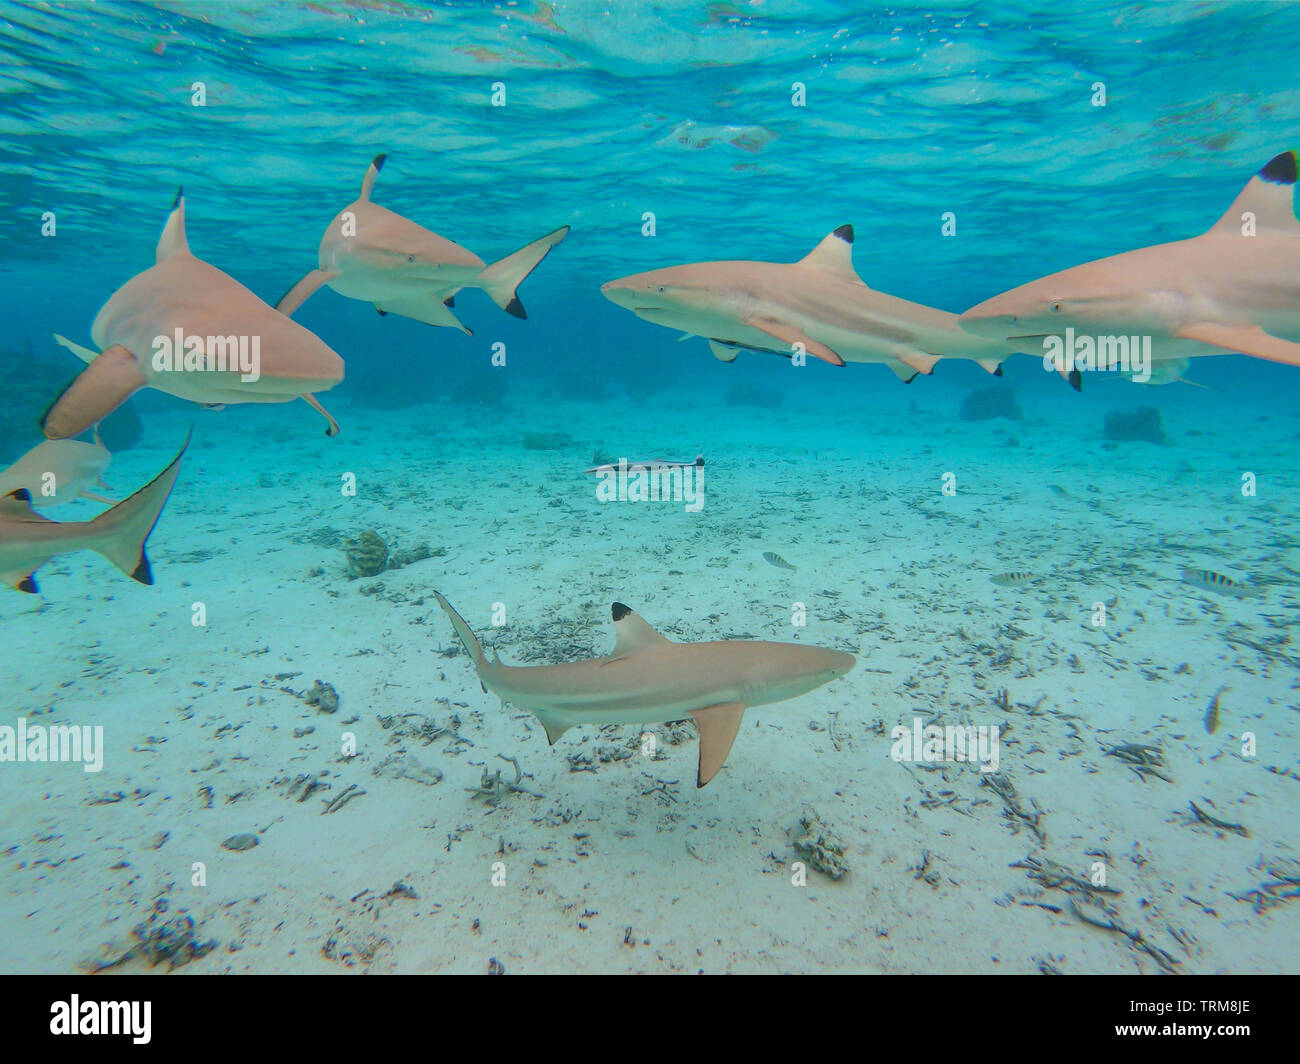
[991,572,1037,587]
[1180,568,1254,598]
[762,551,796,571]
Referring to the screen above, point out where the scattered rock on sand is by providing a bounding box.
[303,679,339,714]
[793,806,848,880]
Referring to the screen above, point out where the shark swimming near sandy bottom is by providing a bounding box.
[960,150,1300,390]
[600,225,1017,381]
[0,434,186,593]
[0,432,115,507]
[42,193,345,439]
[434,592,855,787]
[275,154,570,334]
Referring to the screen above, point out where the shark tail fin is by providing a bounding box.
[477,226,570,319]
[87,433,188,585]
[433,592,489,673]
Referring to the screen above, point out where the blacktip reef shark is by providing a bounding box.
[600,225,1016,381]
[434,592,855,787]
[0,434,186,593]
[0,432,114,508]
[583,454,704,475]
[276,154,570,334]
[960,151,1300,390]
[44,193,345,439]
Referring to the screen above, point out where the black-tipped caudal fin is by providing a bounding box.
[478,226,570,318]
[87,432,189,584]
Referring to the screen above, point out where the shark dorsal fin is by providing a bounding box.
[0,488,50,525]
[0,487,35,514]
[360,154,387,201]
[797,224,864,283]
[610,602,670,655]
[156,189,189,262]
[1211,151,1300,234]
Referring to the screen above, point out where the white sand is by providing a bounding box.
[1,374,1298,974]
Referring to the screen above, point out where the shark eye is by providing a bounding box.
[1051,302,1062,312]
[406,255,415,263]
[658,286,665,293]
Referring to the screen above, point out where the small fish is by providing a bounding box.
[762,551,796,571]
[1204,685,1227,735]
[991,572,1037,587]
[1180,568,1254,598]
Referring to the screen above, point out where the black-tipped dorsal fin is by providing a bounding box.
[1211,151,1299,234]
[0,487,51,525]
[610,602,670,655]
[0,487,35,514]
[156,189,188,262]
[361,154,387,201]
[797,224,864,284]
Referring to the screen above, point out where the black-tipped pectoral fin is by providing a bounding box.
[689,701,747,787]
[538,715,571,746]
[42,345,145,440]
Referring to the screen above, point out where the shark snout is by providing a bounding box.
[600,278,637,308]
[826,649,856,678]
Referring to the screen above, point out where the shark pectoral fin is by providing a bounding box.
[1174,322,1300,367]
[896,351,940,376]
[80,491,119,505]
[709,340,740,363]
[538,715,571,746]
[53,334,100,366]
[41,346,145,440]
[478,225,570,318]
[301,393,341,437]
[976,358,1004,375]
[375,294,472,334]
[276,269,338,316]
[689,701,747,788]
[744,317,845,366]
[883,360,919,383]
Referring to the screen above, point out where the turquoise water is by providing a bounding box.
[1,1,1299,975]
